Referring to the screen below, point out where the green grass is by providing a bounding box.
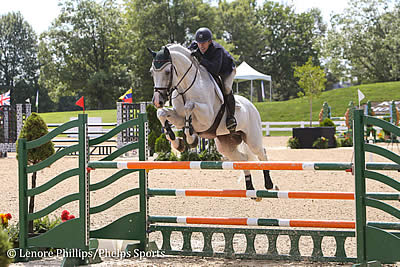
[39,109,117,124]
[38,81,400,125]
[254,81,400,122]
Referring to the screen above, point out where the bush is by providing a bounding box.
[155,134,171,153]
[180,151,201,161]
[148,131,158,156]
[199,149,222,161]
[312,137,329,149]
[338,136,353,147]
[155,151,178,161]
[287,137,300,149]
[0,229,12,266]
[320,118,336,131]
[33,215,62,234]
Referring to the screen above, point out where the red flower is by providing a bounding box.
[61,210,75,222]
[61,210,70,222]
[5,213,11,220]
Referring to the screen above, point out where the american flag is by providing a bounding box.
[0,90,10,106]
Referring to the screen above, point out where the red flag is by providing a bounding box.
[75,96,84,112]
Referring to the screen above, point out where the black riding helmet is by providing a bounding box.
[195,27,212,43]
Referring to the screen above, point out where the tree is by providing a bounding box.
[256,2,326,100]
[39,0,131,109]
[294,57,327,126]
[123,0,218,101]
[324,0,400,84]
[17,113,55,233]
[0,12,39,104]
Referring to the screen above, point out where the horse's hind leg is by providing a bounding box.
[215,136,254,190]
[244,134,275,190]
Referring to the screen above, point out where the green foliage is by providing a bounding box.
[0,11,39,106]
[4,223,19,247]
[179,150,201,161]
[33,215,61,234]
[337,135,353,147]
[198,149,222,161]
[320,118,336,131]
[0,229,12,267]
[154,134,171,153]
[312,137,329,149]
[324,0,400,84]
[16,113,54,165]
[287,137,300,149]
[155,151,178,161]
[294,57,327,126]
[146,105,162,136]
[39,0,130,109]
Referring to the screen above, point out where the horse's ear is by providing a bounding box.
[147,48,156,58]
[163,46,170,57]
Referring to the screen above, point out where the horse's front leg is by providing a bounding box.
[183,102,199,148]
[157,108,186,152]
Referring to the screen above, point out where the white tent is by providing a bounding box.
[234,61,272,102]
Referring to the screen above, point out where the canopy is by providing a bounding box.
[234,61,272,102]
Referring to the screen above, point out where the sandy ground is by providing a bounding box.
[2,136,400,266]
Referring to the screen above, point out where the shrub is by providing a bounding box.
[180,151,201,161]
[148,131,158,156]
[154,134,171,153]
[155,151,178,161]
[199,149,222,161]
[16,113,55,233]
[320,118,336,131]
[33,215,61,234]
[287,137,300,149]
[338,136,353,147]
[0,229,12,266]
[312,137,329,149]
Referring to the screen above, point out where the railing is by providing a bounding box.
[261,121,349,136]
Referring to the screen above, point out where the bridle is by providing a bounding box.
[152,56,198,104]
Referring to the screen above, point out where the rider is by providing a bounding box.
[188,27,237,132]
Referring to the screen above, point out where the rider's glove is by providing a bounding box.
[191,49,202,62]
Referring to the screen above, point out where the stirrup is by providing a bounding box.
[226,117,237,132]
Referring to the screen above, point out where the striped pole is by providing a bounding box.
[148,189,400,201]
[149,216,355,228]
[149,216,400,230]
[87,161,400,171]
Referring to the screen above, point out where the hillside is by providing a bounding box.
[254,81,400,121]
[39,81,400,123]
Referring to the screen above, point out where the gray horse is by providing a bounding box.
[148,44,276,191]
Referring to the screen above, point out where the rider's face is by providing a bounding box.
[198,40,212,54]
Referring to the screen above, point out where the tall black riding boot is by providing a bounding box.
[225,92,237,132]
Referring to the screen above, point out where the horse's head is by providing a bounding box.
[148,46,173,108]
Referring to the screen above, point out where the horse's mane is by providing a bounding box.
[166,43,192,60]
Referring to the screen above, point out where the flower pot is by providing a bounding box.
[292,127,336,149]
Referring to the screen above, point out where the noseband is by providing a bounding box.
[152,58,198,103]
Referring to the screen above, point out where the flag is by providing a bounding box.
[358,89,365,102]
[35,89,39,111]
[0,90,10,106]
[75,96,84,111]
[119,88,133,103]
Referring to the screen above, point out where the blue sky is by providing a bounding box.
[1,0,349,34]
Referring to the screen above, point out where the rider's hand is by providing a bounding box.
[191,49,202,62]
